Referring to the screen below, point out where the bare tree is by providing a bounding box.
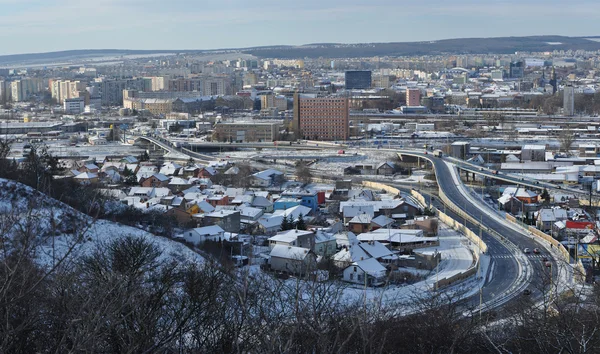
[559,129,576,155]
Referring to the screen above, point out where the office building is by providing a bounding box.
[345,71,372,89]
[213,121,281,142]
[293,94,349,141]
[564,84,575,116]
[64,97,85,114]
[509,61,524,79]
[406,88,421,107]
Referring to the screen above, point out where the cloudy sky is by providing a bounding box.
[0,0,598,55]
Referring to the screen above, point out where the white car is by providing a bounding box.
[523,248,531,254]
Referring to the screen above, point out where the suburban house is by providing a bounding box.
[159,162,182,176]
[314,231,338,257]
[183,225,225,245]
[140,173,170,188]
[251,169,284,187]
[376,161,396,176]
[280,188,320,211]
[536,208,568,232]
[168,177,192,193]
[73,172,98,184]
[268,229,315,250]
[342,258,387,286]
[348,213,373,234]
[204,209,241,233]
[269,245,317,276]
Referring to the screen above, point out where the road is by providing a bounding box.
[396,151,561,308]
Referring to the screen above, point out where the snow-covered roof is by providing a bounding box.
[252,168,283,180]
[359,241,393,259]
[350,213,372,224]
[270,244,312,260]
[353,258,386,276]
[192,225,224,236]
[371,215,394,227]
[74,172,97,179]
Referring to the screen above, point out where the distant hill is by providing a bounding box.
[240,36,600,58]
[1,35,599,65]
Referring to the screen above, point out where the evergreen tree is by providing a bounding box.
[280,214,291,231]
[295,213,307,230]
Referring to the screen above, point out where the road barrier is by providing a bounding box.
[504,214,586,283]
[361,181,401,196]
[407,189,487,289]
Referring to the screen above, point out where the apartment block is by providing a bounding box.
[293,94,349,141]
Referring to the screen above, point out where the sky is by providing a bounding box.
[0,0,599,55]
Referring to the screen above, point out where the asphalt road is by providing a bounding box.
[396,152,559,308]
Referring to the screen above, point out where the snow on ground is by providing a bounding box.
[341,223,483,305]
[0,179,204,268]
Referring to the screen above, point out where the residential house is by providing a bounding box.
[371,215,395,230]
[268,229,315,250]
[269,245,317,276]
[251,196,274,213]
[183,225,225,245]
[207,194,229,207]
[73,172,98,184]
[342,258,387,286]
[182,165,201,178]
[168,177,192,193]
[140,173,170,188]
[376,161,396,176]
[251,169,284,187]
[314,230,338,257]
[160,162,182,176]
[274,197,301,210]
[197,166,217,178]
[280,188,319,211]
[204,209,241,233]
[536,208,568,232]
[78,163,100,174]
[348,213,373,234]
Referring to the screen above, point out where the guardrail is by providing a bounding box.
[505,214,586,283]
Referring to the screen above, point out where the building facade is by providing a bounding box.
[345,71,372,89]
[406,88,421,107]
[214,121,281,142]
[293,94,349,141]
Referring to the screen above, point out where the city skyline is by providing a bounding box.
[0,0,599,56]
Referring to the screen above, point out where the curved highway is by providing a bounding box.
[397,151,561,307]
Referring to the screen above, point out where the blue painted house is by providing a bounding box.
[281,188,319,212]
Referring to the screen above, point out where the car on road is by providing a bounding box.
[523,289,532,296]
[533,248,540,254]
[523,248,531,254]
[544,261,552,268]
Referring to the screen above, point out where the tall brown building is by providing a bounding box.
[293,94,349,141]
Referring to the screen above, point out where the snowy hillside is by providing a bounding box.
[0,178,203,267]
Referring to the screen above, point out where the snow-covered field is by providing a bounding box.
[0,179,204,268]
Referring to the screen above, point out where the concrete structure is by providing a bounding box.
[64,97,85,114]
[168,78,203,92]
[406,88,421,107]
[269,245,317,276]
[213,121,281,142]
[261,94,288,111]
[521,144,546,162]
[564,84,575,116]
[293,94,349,141]
[345,71,372,89]
[450,141,470,160]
